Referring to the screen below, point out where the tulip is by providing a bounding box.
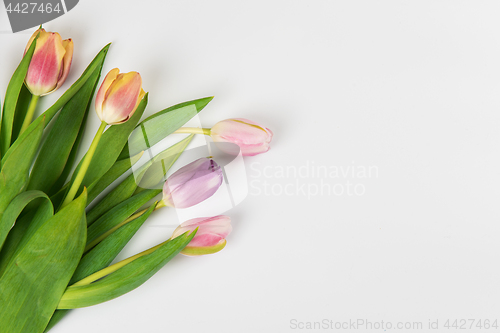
[210,118,273,156]
[171,215,232,256]
[95,68,146,125]
[24,28,73,96]
[61,69,145,208]
[19,28,74,135]
[162,157,223,208]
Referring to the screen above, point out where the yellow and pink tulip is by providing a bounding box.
[24,28,73,96]
[95,68,146,125]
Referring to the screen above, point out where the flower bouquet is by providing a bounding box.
[0,27,272,332]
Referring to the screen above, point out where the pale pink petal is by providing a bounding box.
[95,68,119,121]
[211,118,273,156]
[171,215,232,249]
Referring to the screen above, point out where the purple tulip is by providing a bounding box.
[162,157,223,208]
[171,215,232,256]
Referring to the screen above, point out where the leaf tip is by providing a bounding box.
[79,187,88,203]
[195,96,214,112]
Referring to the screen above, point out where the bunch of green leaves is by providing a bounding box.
[0,37,213,333]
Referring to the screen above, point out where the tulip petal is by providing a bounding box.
[162,158,223,208]
[163,158,209,190]
[188,234,225,247]
[95,68,119,121]
[101,72,142,125]
[182,215,231,228]
[171,215,232,256]
[167,172,223,208]
[211,118,273,156]
[213,118,272,145]
[172,216,231,238]
[54,39,74,91]
[234,141,272,156]
[25,32,66,96]
[134,88,146,113]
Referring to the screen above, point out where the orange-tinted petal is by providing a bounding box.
[133,88,146,113]
[54,38,74,92]
[24,28,46,55]
[95,68,119,121]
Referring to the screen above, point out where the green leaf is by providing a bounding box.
[57,230,195,309]
[28,59,104,194]
[0,191,51,250]
[76,203,156,284]
[0,116,44,215]
[11,84,33,143]
[0,33,37,155]
[135,134,193,193]
[0,190,87,333]
[44,311,67,333]
[47,185,68,213]
[0,199,53,278]
[59,94,148,209]
[48,102,90,196]
[119,97,213,160]
[86,152,144,204]
[45,203,156,332]
[86,134,192,225]
[86,173,141,226]
[86,189,161,249]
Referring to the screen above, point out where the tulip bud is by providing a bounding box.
[24,28,74,96]
[210,118,273,156]
[171,215,232,256]
[95,68,146,125]
[162,157,223,208]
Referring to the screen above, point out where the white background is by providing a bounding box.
[2,1,500,332]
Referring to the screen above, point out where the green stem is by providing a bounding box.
[19,94,40,135]
[60,121,107,209]
[72,239,169,287]
[174,127,211,136]
[84,201,166,253]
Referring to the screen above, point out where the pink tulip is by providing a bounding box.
[95,68,146,125]
[162,157,223,208]
[24,28,73,96]
[210,118,273,156]
[171,215,232,256]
